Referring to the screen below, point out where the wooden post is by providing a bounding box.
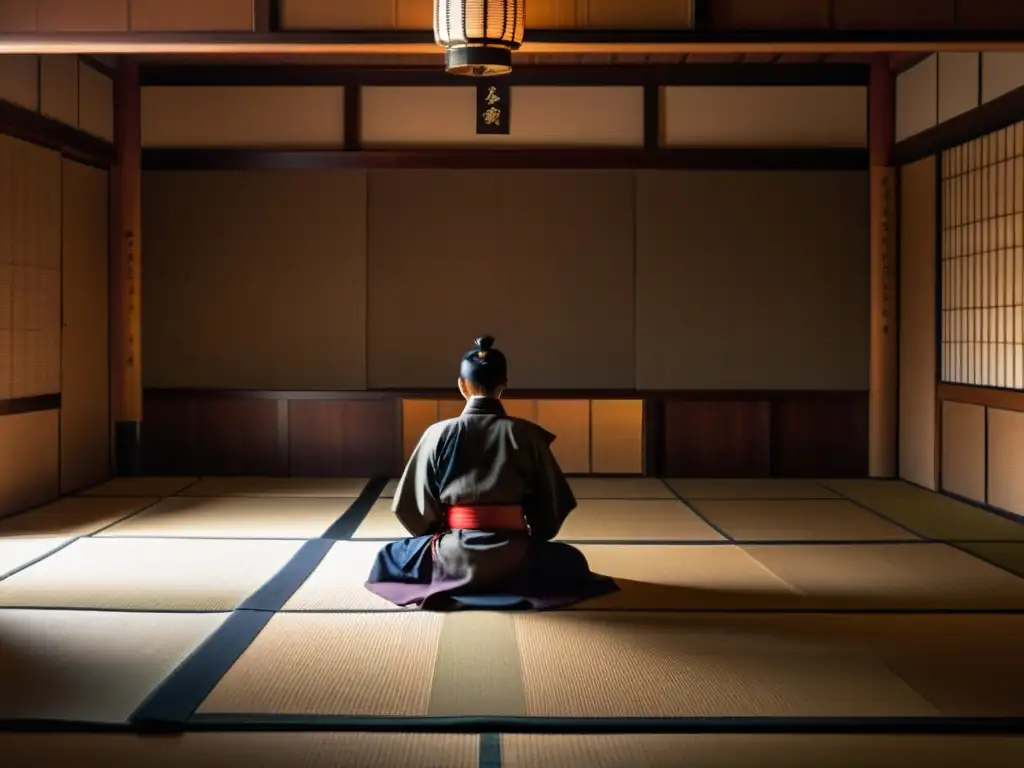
[868,54,898,478]
[110,57,143,476]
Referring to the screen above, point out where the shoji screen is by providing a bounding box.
[940,122,1024,390]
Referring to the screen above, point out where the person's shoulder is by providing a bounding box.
[505,416,556,446]
[422,418,460,444]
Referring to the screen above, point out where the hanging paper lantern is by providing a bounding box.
[434,0,526,76]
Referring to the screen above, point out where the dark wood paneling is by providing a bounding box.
[771,393,869,477]
[708,0,830,30]
[0,394,61,416]
[662,399,772,477]
[832,0,956,30]
[141,395,196,474]
[289,398,401,477]
[193,397,283,476]
[139,63,870,87]
[0,99,115,169]
[140,389,869,478]
[892,84,1024,166]
[143,147,868,172]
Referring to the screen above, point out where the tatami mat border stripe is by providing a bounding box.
[660,482,735,540]
[321,477,390,540]
[129,487,386,726]
[3,715,1024,737]
[184,714,1024,736]
[238,539,334,611]
[130,611,273,726]
[0,537,80,581]
[479,733,502,768]
[819,482,1024,580]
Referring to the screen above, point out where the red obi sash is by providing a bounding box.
[446,505,527,532]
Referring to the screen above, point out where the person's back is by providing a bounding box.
[364,336,617,610]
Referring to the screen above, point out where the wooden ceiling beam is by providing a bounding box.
[1,29,1023,56]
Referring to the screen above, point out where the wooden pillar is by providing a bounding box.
[110,57,143,476]
[868,54,898,478]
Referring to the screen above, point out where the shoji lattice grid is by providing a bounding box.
[941,122,1024,390]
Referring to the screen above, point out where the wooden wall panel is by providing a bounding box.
[708,0,828,29]
[662,87,867,148]
[590,399,644,475]
[361,87,644,149]
[40,55,78,128]
[0,1,37,31]
[78,60,114,142]
[502,399,536,421]
[0,55,39,111]
[981,53,1024,105]
[771,394,868,477]
[437,399,465,421]
[663,400,771,478]
[402,399,438,461]
[141,395,196,475]
[898,157,937,491]
[832,0,955,30]
[896,55,938,143]
[0,409,59,516]
[987,407,1024,517]
[367,169,635,389]
[60,160,110,494]
[958,0,1024,29]
[635,170,869,391]
[938,53,981,124]
[142,170,368,390]
[289,398,401,477]
[941,400,986,503]
[141,87,346,148]
[193,397,282,476]
[129,0,254,31]
[0,135,62,400]
[536,399,590,474]
[36,0,129,32]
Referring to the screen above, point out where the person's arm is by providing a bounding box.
[391,425,445,537]
[521,425,577,541]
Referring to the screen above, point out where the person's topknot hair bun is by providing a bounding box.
[475,335,496,352]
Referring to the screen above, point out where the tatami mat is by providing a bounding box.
[0,537,70,578]
[180,477,370,498]
[572,545,803,611]
[690,499,919,541]
[197,613,444,716]
[501,734,1024,768]
[0,733,478,768]
[667,479,839,500]
[351,499,406,539]
[0,497,157,538]
[514,612,938,717]
[282,542,401,612]
[833,613,1024,717]
[568,477,675,499]
[380,479,398,498]
[742,543,1024,610]
[97,496,351,539]
[0,537,302,610]
[0,609,226,723]
[955,541,1024,577]
[78,476,198,498]
[557,499,724,541]
[824,479,1024,540]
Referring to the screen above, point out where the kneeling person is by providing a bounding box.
[364,335,618,610]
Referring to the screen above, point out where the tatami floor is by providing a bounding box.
[2,476,1024,766]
